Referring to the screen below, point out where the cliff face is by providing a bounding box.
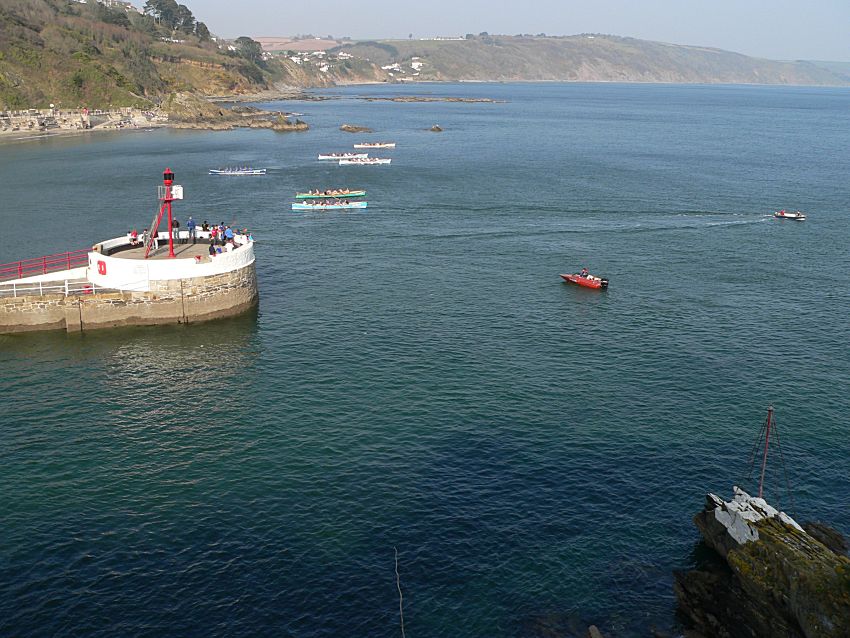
[676,488,850,638]
[335,35,848,86]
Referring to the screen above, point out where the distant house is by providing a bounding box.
[98,0,142,12]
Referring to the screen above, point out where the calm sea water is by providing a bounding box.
[1,83,849,637]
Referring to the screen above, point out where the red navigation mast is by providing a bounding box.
[743,405,794,510]
[143,168,184,259]
[758,406,775,499]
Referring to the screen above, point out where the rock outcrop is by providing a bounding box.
[161,92,308,132]
[340,123,373,133]
[429,124,443,132]
[804,521,850,557]
[676,487,850,638]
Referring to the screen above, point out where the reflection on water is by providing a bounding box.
[1,309,260,430]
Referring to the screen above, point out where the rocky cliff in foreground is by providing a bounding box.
[675,487,850,638]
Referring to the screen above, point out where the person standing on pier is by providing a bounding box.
[187,216,197,244]
[171,217,180,244]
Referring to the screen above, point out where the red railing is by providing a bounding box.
[0,249,90,282]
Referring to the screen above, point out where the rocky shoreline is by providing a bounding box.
[162,93,308,132]
[0,87,504,144]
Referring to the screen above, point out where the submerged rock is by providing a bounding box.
[429,124,443,132]
[676,487,850,638]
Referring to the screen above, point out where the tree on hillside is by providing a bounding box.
[143,0,196,33]
[174,4,195,34]
[195,21,210,42]
[235,36,263,65]
[144,0,173,25]
[95,4,131,28]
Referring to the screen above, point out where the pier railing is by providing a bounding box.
[0,278,114,299]
[0,250,89,282]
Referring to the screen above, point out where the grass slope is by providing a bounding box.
[0,0,296,109]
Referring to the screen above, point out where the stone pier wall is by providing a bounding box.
[0,263,257,334]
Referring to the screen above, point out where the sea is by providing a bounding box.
[1,82,849,637]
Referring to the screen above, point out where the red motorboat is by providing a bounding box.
[560,273,609,289]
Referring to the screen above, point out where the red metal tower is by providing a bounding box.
[144,168,183,259]
[758,406,774,499]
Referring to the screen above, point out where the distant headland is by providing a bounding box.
[2,1,848,123]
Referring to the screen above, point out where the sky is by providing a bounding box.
[188,0,850,62]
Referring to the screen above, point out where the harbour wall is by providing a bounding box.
[0,262,258,334]
[89,233,254,291]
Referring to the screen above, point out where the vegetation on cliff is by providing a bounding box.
[1,0,244,108]
[0,0,309,110]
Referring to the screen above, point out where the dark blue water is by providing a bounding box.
[2,83,849,637]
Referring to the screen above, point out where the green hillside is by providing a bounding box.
[336,35,847,86]
[0,0,312,110]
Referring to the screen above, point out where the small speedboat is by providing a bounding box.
[209,167,266,175]
[560,273,609,289]
[318,153,368,160]
[295,190,366,199]
[339,158,391,166]
[774,209,806,221]
[353,142,396,149]
[292,201,368,211]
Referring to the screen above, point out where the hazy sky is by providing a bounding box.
[191,0,850,61]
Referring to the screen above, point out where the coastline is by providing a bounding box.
[4,79,846,146]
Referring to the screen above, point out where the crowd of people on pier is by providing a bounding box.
[126,219,253,258]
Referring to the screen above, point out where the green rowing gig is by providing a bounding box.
[295,190,366,199]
